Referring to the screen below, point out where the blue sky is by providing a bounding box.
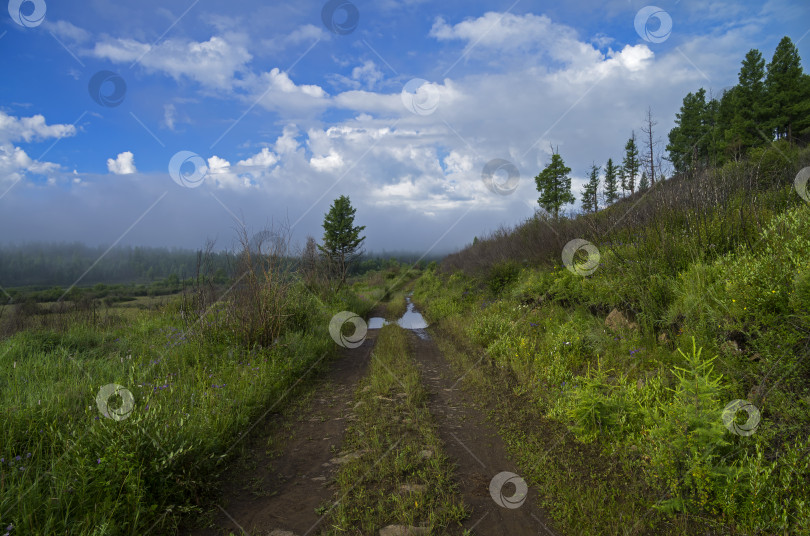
[1,0,808,255]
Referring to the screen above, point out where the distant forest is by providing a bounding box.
[0,243,234,288]
[0,242,441,288]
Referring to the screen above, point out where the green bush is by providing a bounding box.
[790,269,810,320]
[747,140,799,190]
[722,435,810,533]
[642,339,735,516]
[567,361,631,443]
[486,261,521,294]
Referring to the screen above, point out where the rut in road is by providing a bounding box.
[191,329,377,536]
[406,329,559,536]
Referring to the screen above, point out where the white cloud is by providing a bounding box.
[0,111,75,187]
[207,155,231,173]
[205,155,248,189]
[107,151,136,174]
[91,36,252,90]
[83,30,329,118]
[237,147,278,167]
[429,11,633,73]
[310,150,344,172]
[274,125,301,154]
[44,20,91,43]
[443,151,474,174]
[429,12,592,61]
[0,111,77,144]
[0,144,59,185]
[163,104,176,130]
[242,68,329,115]
[261,23,329,52]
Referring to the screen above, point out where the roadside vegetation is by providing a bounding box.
[413,144,810,534]
[0,209,376,533]
[406,37,810,535]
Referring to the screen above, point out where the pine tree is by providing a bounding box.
[765,36,808,143]
[727,49,767,151]
[318,195,366,286]
[603,158,619,204]
[535,152,575,219]
[622,132,640,195]
[717,87,742,161]
[638,171,649,192]
[581,163,600,213]
[704,95,721,167]
[667,89,710,173]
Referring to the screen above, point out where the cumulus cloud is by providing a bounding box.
[91,36,252,90]
[107,151,136,174]
[330,60,385,90]
[89,31,331,115]
[429,12,599,65]
[0,111,77,145]
[0,144,60,186]
[237,147,278,167]
[242,68,330,115]
[310,150,344,172]
[0,111,76,187]
[205,146,283,190]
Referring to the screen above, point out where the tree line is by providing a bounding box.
[0,243,233,288]
[535,35,809,217]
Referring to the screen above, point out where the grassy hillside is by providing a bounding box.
[412,147,810,534]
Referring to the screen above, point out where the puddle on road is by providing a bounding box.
[368,317,387,329]
[367,296,429,339]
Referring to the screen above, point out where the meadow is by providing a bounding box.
[0,270,371,534]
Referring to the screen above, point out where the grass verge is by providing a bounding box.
[323,324,468,534]
[0,283,370,535]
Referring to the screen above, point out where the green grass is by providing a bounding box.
[0,283,367,534]
[410,200,810,534]
[351,265,419,321]
[323,324,467,534]
[384,290,408,320]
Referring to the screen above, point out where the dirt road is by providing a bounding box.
[192,307,558,535]
[192,330,377,536]
[407,329,558,535]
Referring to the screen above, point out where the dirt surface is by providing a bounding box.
[406,329,559,536]
[191,329,378,536]
[190,299,558,536]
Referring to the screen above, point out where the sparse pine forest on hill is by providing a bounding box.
[1,35,810,536]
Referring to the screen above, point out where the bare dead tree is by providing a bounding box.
[641,107,660,186]
[300,235,328,292]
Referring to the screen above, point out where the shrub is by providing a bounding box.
[486,261,521,294]
[567,361,630,443]
[642,339,735,516]
[722,435,810,533]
